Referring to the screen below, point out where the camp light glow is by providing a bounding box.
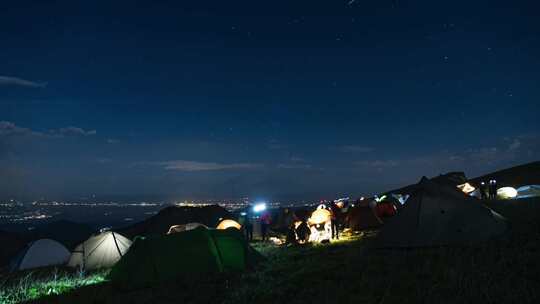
[253,203,266,213]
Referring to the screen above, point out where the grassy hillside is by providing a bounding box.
[1,197,539,304]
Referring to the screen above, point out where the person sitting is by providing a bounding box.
[285,223,298,246]
[296,220,311,244]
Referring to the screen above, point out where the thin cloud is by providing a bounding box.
[356,160,399,168]
[96,158,113,164]
[0,76,46,88]
[0,121,96,138]
[508,139,521,151]
[0,121,42,137]
[106,138,120,144]
[290,157,306,162]
[277,163,313,169]
[337,145,375,153]
[53,126,97,137]
[267,139,287,150]
[144,160,263,172]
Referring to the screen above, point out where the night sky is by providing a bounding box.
[1,0,539,202]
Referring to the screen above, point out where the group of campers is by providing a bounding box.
[237,206,273,242]
[283,201,348,245]
[479,179,498,200]
[234,200,350,246]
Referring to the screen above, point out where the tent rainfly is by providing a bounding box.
[375,177,507,248]
[516,185,540,198]
[10,239,70,271]
[108,227,263,288]
[346,206,383,231]
[68,231,132,271]
[216,219,242,230]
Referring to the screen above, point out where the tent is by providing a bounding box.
[457,182,476,194]
[516,185,540,199]
[497,187,518,199]
[346,206,383,231]
[375,202,397,218]
[309,207,331,225]
[68,231,132,271]
[375,177,507,248]
[167,223,208,234]
[108,227,262,288]
[216,219,242,230]
[10,239,70,271]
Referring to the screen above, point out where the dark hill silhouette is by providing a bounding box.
[468,161,540,188]
[118,205,232,239]
[383,161,540,196]
[385,171,467,195]
[31,220,95,250]
[0,230,29,270]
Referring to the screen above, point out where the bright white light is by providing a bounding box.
[240,212,247,216]
[253,203,266,212]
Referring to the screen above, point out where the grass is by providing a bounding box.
[0,269,107,304]
[2,197,540,303]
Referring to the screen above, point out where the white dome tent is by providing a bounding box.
[10,239,70,271]
[68,231,132,271]
[497,187,518,199]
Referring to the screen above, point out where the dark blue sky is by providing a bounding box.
[1,0,539,202]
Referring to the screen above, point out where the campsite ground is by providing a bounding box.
[2,198,540,304]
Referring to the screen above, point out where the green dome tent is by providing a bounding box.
[108,226,263,288]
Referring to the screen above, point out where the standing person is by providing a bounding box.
[260,211,272,241]
[491,179,498,200]
[488,180,493,199]
[330,201,340,240]
[480,182,487,200]
[244,208,254,242]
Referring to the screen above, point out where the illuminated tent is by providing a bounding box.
[68,231,132,271]
[308,207,331,225]
[497,187,518,199]
[307,206,332,242]
[216,219,242,230]
[516,185,540,199]
[108,227,263,288]
[10,239,70,271]
[167,223,208,234]
[457,182,476,194]
[376,177,507,248]
[345,206,382,231]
